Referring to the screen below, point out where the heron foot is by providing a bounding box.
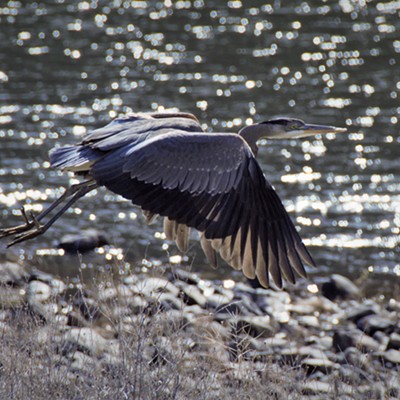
[0,207,43,246]
[7,224,47,247]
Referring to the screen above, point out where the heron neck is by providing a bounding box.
[239,124,270,156]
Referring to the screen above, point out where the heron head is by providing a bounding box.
[258,117,347,139]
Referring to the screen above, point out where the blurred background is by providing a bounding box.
[0,0,399,295]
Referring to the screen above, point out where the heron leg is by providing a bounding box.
[0,180,98,247]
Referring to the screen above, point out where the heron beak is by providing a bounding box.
[299,123,347,137]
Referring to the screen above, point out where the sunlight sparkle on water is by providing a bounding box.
[305,235,399,249]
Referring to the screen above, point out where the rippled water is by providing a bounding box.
[0,0,399,293]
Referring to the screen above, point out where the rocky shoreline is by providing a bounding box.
[1,260,399,399]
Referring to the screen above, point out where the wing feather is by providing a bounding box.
[78,117,316,288]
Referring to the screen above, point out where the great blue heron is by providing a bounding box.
[0,112,346,288]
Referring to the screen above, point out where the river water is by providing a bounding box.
[0,1,399,294]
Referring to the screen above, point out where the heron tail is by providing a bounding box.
[49,145,101,173]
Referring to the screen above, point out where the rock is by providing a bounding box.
[235,315,276,338]
[302,380,333,395]
[388,332,400,350]
[379,349,400,365]
[346,302,379,322]
[287,303,316,315]
[205,292,234,310]
[299,345,333,360]
[342,347,372,371]
[28,269,66,296]
[301,357,338,375]
[69,350,99,373]
[387,371,400,396]
[321,274,361,301]
[75,295,101,321]
[387,299,400,313]
[0,262,28,286]
[333,329,355,352]
[372,331,390,348]
[27,280,52,303]
[154,309,189,335]
[156,292,182,311]
[169,269,200,285]
[177,283,207,307]
[148,336,175,365]
[279,345,328,366]
[58,229,108,253]
[355,333,382,352]
[62,327,110,357]
[313,335,333,350]
[356,314,395,336]
[297,315,320,329]
[138,277,180,297]
[235,293,264,316]
[334,327,382,353]
[338,364,362,384]
[263,333,289,349]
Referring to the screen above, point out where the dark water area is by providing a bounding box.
[0,0,399,295]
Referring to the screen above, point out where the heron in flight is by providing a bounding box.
[0,112,346,288]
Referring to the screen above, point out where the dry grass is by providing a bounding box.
[0,268,398,399]
[0,275,301,400]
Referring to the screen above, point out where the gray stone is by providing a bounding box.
[387,299,400,313]
[128,295,148,313]
[297,315,320,329]
[155,309,189,335]
[263,333,289,348]
[346,302,379,322]
[279,345,328,366]
[235,293,264,316]
[62,327,109,356]
[205,292,233,310]
[388,332,400,350]
[177,283,207,307]
[333,329,355,352]
[338,365,361,383]
[287,303,316,315]
[58,229,108,253]
[342,347,372,371]
[169,269,200,285]
[302,380,333,395]
[27,280,52,303]
[356,314,395,335]
[0,286,24,308]
[301,357,337,375]
[76,295,101,321]
[156,292,182,310]
[48,278,66,296]
[372,330,390,347]
[28,269,66,296]
[321,274,361,301]
[355,332,382,352]
[0,262,28,286]
[138,277,180,297]
[235,315,276,338]
[298,345,332,360]
[69,350,99,373]
[380,349,400,365]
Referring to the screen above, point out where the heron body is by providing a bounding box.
[0,112,346,288]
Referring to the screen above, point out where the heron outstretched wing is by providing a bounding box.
[88,128,314,288]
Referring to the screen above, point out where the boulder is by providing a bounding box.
[321,274,361,301]
[58,229,108,253]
